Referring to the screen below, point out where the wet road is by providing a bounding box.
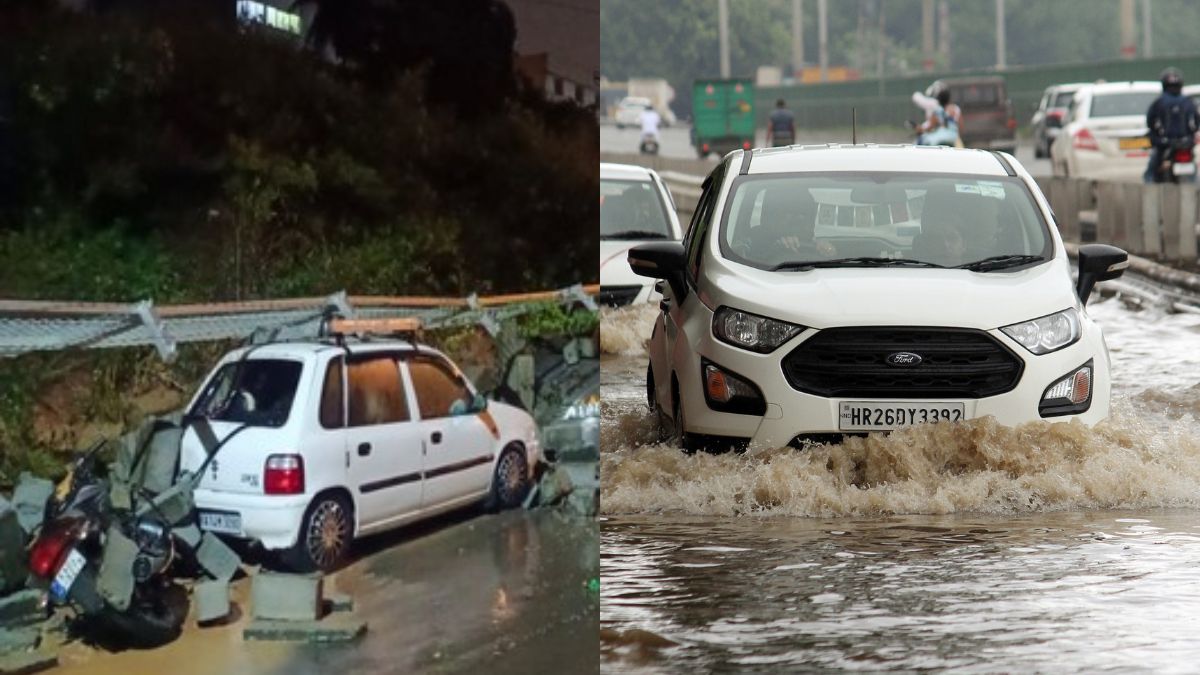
[600,296,1200,673]
[52,509,599,675]
[600,124,1052,176]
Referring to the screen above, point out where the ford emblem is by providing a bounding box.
[886,352,923,367]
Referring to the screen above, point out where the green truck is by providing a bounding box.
[691,78,756,159]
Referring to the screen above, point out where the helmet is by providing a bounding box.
[1161,67,1184,91]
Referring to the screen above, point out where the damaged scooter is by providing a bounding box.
[25,430,197,649]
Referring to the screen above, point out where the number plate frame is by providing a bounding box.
[838,401,965,431]
[49,548,87,601]
[198,510,242,535]
[1173,162,1196,176]
[1118,136,1152,150]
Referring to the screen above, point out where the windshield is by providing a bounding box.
[720,173,1051,271]
[1053,91,1077,108]
[1090,91,1158,117]
[601,178,673,240]
[191,358,302,427]
[950,83,1001,107]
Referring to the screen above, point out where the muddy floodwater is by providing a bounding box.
[600,297,1200,672]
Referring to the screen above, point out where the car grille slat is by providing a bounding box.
[781,327,1023,399]
[598,285,642,307]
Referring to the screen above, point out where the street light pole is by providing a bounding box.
[818,0,828,82]
[718,0,730,78]
[995,0,1006,70]
[792,0,804,79]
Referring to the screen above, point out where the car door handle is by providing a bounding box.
[357,442,371,457]
[431,431,443,444]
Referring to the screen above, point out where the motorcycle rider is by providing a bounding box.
[639,104,661,154]
[1145,68,1200,183]
[914,84,960,147]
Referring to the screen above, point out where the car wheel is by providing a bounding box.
[282,493,353,573]
[670,386,699,453]
[486,446,529,511]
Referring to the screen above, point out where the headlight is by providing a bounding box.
[562,393,599,420]
[1000,308,1081,355]
[712,306,804,354]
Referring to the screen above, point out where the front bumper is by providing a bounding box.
[193,489,309,550]
[676,317,1111,449]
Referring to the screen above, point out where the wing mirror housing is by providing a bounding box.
[1076,244,1129,305]
[628,241,688,300]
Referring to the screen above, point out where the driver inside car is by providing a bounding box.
[749,190,837,264]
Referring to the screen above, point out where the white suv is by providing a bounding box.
[600,162,683,307]
[178,333,541,571]
[629,145,1129,451]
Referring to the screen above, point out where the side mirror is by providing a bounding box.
[628,241,688,300]
[471,393,488,413]
[1076,243,1129,305]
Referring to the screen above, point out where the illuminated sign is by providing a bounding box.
[236,0,302,36]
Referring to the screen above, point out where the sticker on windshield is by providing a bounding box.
[954,183,981,194]
[979,185,1006,199]
[956,182,1005,199]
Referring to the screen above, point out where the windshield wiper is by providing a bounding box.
[956,254,1045,272]
[602,230,669,240]
[771,256,945,271]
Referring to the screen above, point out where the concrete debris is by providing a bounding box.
[193,580,231,624]
[0,499,27,596]
[195,532,240,582]
[251,572,323,622]
[96,525,139,612]
[140,481,194,526]
[11,474,53,535]
[325,592,354,613]
[140,422,183,496]
[174,523,202,549]
[526,461,597,517]
[0,645,56,675]
[0,591,44,629]
[0,627,39,657]
[243,616,367,643]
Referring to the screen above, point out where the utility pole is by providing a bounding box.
[876,0,886,98]
[995,0,1006,70]
[1119,0,1136,59]
[818,0,828,82]
[921,0,935,72]
[1141,0,1152,57]
[938,0,950,70]
[718,0,730,78]
[792,0,804,79]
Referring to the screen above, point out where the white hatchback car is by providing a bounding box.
[179,331,541,571]
[629,145,1129,451]
[600,162,683,307]
[1052,81,1160,181]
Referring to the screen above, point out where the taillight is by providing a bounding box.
[701,143,710,152]
[264,454,305,495]
[1174,148,1194,163]
[1073,128,1099,151]
[29,525,75,579]
[742,140,752,150]
[1006,118,1017,130]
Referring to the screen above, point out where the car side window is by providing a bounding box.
[319,357,344,429]
[685,162,726,282]
[347,355,410,427]
[408,357,474,420]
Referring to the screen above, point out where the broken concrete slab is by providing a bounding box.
[0,646,56,675]
[251,572,323,622]
[194,579,231,624]
[174,523,202,549]
[11,474,53,535]
[0,591,44,628]
[96,525,139,612]
[325,592,354,613]
[243,616,366,643]
[0,626,39,655]
[140,481,193,526]
[141,423,183,496]
[196,532,240,582]
[0,499,27,595]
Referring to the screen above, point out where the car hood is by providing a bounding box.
[703,256,1078,331]
[601,239,657,288]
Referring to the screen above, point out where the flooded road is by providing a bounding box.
[52,510,598,675]
[600,296,1200,672]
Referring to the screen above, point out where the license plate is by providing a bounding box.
[839,402,965,431]
[198,510,242,534]
[1118,136,1151,150]
[50,549,86,601]
[1174,162,1196,176]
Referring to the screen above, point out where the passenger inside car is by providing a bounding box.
[748,190,837,264]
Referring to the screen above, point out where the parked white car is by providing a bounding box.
[179,331,541,571]
[1051,81,1160,181]
[629,145,1129,451]
[600,162,684,307]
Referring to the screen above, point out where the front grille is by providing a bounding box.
[781,327,1023,399]
[599,285,642,307]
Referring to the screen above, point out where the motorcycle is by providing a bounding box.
[1152,138,1197,183]
[639,132,660,155]
[26,440,189,649]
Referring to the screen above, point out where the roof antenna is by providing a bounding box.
[852,107,858,145]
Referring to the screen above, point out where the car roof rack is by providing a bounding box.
[318,315,424,347]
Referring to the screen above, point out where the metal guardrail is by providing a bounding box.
[0,284,599,361]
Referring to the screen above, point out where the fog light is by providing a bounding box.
[701,360,766,415]
[1040,361,1093,417]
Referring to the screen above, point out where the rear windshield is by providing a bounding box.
[1053,91,1077,108]
[1090,92,1158,117]
[601,179,673,240]
[951,84,1002,107]
[191,359,302,427]
[719,173,1050,271]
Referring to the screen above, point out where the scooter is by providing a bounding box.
[26,441,189,649]
[639,132,660,155]
[1152,138,1197,183]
